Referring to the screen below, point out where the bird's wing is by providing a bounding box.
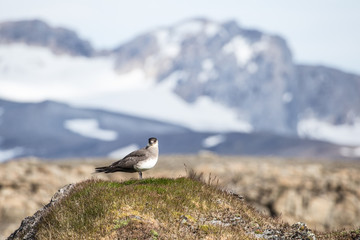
[110,148,149,169]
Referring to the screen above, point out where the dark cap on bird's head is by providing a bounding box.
[148,137,158,146]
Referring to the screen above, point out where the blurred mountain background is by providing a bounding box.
[0,18,359,161]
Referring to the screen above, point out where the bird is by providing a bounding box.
[94,137,159,179]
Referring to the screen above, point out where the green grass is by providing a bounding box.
[34,177,359,239]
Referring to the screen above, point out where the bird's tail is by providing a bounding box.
[93,165,131,174]
[94,166,110,173]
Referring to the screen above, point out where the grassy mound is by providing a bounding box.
[31,177,358,239]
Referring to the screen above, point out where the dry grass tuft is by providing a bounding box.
[184,164,219,187]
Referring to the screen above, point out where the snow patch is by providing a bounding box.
[116,68,153,90]
[160,71,187,90]
[108,144,140,159]
[202,135,226,148]
[247,62,258,73]
[297,118,360,146]
[154,20,220,57]
[198,59,218,83]
[340,147,360,158]
[191,96,253,132]
[0,147,24,162]
[155,30,180,58]
[253,36,270,52]
[73,87,253,133]
[282,92,293,103]
[0,44,152,102]
[223,36,253,66]
[64,119,117,141]
[204,23,220,37]
[202,59,214,70]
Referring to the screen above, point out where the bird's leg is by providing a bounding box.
[138,172,143,179]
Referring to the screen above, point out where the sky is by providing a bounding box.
[1,0,359,74]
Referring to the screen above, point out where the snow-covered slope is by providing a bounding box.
[297,118,360,146]
[74,77,253,132]
[64,119,118,141]
[0,43,252,132]
[0,44,121,101]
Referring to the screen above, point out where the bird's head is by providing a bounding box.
[148,137,158,147]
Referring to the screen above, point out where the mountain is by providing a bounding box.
[112,19,294,134]
[0,19,94,57]
[110,18,360,141]
[0,18,359,160]
[292,65,360,145]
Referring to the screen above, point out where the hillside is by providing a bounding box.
[0,99,351,160]
[1,156,360,239]
[0,99,191,160]
[8,177,360,240]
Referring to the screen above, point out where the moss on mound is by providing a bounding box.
[21,177,359,239]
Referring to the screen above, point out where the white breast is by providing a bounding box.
[135,157,158,171]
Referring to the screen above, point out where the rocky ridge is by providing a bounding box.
[7,184,75,240]
[0,19,94,57]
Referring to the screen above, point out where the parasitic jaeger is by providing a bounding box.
[95,137,159,179]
